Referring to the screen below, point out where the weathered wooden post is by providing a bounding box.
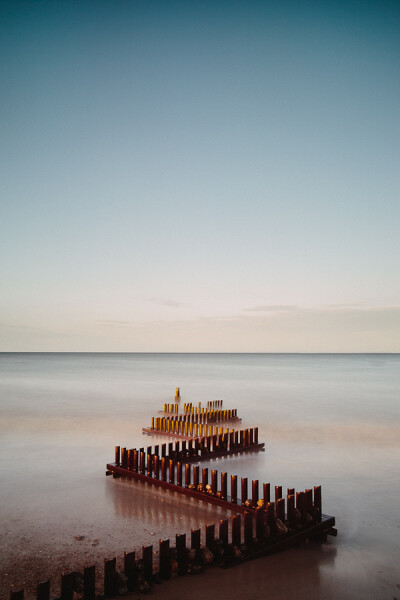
[10,591,24,600]
[241,477,248,506]
[142,546,153,585]
[104,558,117,597]
[177,462,182,486]
[36,581,50,600]
[244,511,253,546]
[115,446,120,466]
[176,534,187,573]
[123,552,136,592]
[231,475,237,504]
[83,565,95,600]
[206,524,215,550]
[232,514,241,547]
[263,482,270,504]
[185,464,191,488]
[256,507,265,541]
[314,485,322,521]
[219,519,229,547]
[252,480,259,506]
[191,528,200,550]
[159,540,171,580]
[211,470,218,495]
[221,472,227,500]
[60,572,74,600]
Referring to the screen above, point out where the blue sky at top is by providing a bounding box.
[1,0,399,351]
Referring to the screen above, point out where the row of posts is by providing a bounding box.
[114,446,321,518]
[123,428,260,465]
[10,500,320,600]
[150,411,238,436]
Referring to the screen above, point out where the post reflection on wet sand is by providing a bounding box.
[106,475,232,539]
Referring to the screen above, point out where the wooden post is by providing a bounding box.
[123,552,136,592]
[276,497,285,522]
[153,454,159,479]
[147,453,152,477]
[266,502,277,535]
[185,463,191,488]
[193,466,199,488]
[161,457,167,482]
[176,534,187,573]
[232,514,241,547]
[206,524,215,550]
[83,565,96,600]
[161,443,166,458]
[120,447,127,469]
[10,591,24,600]
[115,446,120,466]
[263,482,270,504]
[249,428,254,446]
[104,558,117,597]
[252,480,259,506]
[287,487,295,497]
[159,540,171,580]
[256,507,265,541]
[254,427,258,444]
[314,485,322,521]
[231,475,237,504]
[127,449,133,470]
[305,488,313,515]
[239,430,244,447]
[142,546,153,585]
[169,459,175,484]
[133,450,138,473]
[287,494,295,526]
[241,477,248,506]
[191,528,200,550]
[60,572,74,600]
[296,491,306,521]
[177,462,182,486]
[219,519,229,547]
[244,511,253,546]
[36,581,50,600]
[275,485,282,505]
[211,470,218,495]
[221,472,227,500]
[140,451,145,475]
[202,467,208,488]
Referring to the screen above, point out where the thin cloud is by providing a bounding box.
[244,305,298,312]
[147,298,184,308]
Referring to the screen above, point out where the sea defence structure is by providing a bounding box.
[9,389,336,600]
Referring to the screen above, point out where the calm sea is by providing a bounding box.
[0,353,399,598]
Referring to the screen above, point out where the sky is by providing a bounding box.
[0,0,399,352]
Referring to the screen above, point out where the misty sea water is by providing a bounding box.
[0,353,399,599]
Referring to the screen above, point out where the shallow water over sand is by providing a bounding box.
[0,353,399,599]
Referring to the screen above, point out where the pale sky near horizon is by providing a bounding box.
[1,0,399,352]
